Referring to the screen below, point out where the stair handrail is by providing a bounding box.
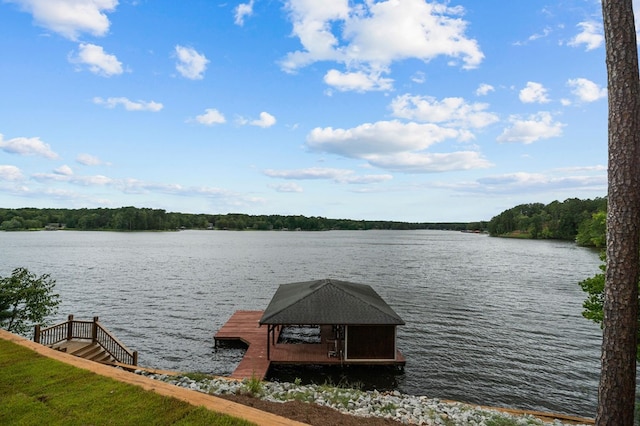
[34,314,92,345]
[93,319,138,365]
[34,314,137,365]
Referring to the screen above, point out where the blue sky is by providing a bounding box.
[0,0,613,222]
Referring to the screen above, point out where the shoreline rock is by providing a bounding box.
[136,371,592,426]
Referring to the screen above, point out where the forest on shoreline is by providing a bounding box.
[0,207,479,233]
[0,196,607,248]
[487,197,606,248]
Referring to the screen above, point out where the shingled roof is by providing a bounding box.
[259,279,405,325]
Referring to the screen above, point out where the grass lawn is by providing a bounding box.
[0,339,254,426]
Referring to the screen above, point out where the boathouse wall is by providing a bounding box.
[345,325,396,360]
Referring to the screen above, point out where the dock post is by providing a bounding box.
[66,314,74,340]
[33,324,40,343]
[266,325,270,360]
[92,316,99,343]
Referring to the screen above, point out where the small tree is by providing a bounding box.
[580,259,640,361]
[0,267,60,336]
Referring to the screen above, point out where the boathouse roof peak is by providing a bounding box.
[259,278,405,325]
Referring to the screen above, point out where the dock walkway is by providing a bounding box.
[214,310,271,379]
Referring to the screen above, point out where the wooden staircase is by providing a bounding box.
[34,315,137,366]
[70,342,116,364]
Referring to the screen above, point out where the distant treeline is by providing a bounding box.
[0,207,485,232]
[487,197,607,247]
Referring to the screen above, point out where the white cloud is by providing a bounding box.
[269,182,304,193]
[281,0,483,91]
[476,83,494,96]
[467,171,606,194]
[527,27,552,42]
[6,0,118,40]
[76,153,107,166]
[497,112,565,144]
[346,0,484,69]
[93,97,163,111]
[32,172,113,186]
[71,43,123,77]
[0,134,59,159]
[251,112,277,128]
[175,45,209,80]
[265,167,355,180]
[323,69,393,92]
[411,71,426,84]
[390,94,499,129]
[555,165,606,173]
[567,78,606,102]
[193,108,226,125]
[340,173,394,184]
[237,112,277,127]
[305,120,492,173]
[568,21,604,51]
[17,168,262,208]
[0,165,24,181]
[307,120,459,158]
[54,164,73,175]
[234,0,254,26]
[281,0,349,72]
[365,151,493,173]
[264,167,393,184]
[519,82,550,104]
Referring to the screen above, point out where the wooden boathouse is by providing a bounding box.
[214,279,405,380]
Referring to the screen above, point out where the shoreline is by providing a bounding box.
[1,329,595,425]
[139,371,595,425]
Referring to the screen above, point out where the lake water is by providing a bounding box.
[0,230,603,417]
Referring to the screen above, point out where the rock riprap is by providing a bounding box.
[136,371,591,426]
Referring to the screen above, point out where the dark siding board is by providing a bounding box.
[346,325,395,359]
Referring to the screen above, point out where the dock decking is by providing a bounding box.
[214,311,271,379]
[214,310,405,380]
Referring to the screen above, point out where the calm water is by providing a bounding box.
[0,230,602,417]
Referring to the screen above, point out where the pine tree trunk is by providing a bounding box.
[599,1,640,424]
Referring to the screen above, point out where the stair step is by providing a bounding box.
[72,344,101,357]
[93,352,114,363]
[70,343,114,364]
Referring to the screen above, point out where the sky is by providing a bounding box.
[0,0,617,222]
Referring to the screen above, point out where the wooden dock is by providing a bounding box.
[214,310,271,379]
[214,310,405,380]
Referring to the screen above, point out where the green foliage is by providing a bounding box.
[380,402,397,413]
[326,388,356,408]
[0,267,60,336]
[579,254,606,324]
[0,339,252,425]
[579,254,640,360]
[0,206,474,232]
[485,414,541,425]
[576,211,607,248]
[487,197,607,244]
[183,372,215,382]
[241,374,264,397]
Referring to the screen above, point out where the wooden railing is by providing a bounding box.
[34,315,138,366]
